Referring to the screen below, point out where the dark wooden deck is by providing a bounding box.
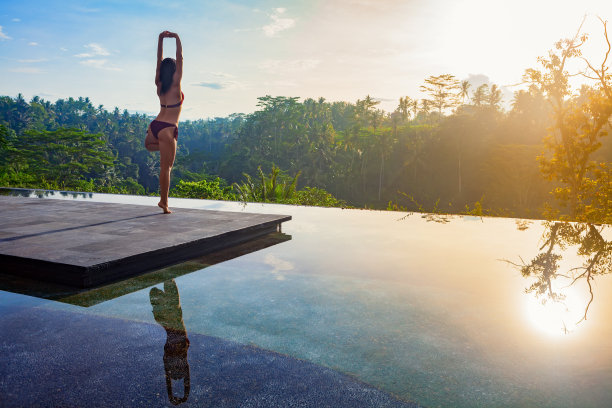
[0,196,291,288]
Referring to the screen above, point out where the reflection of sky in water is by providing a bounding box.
[1,190,611,408]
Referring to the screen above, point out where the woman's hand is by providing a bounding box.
[159,30,172,38]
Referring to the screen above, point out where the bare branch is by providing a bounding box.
[598,17,610,81]
[498,258,525,268]
[580,71,602,81]
[576,273,594,324]
[561,15,588,68]
[581,56,603,80]
[568,269,589,286]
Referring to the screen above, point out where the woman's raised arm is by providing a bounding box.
[171,32,183,81]
[155,31,169,85]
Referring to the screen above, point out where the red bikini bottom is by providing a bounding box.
[150,120,178,140]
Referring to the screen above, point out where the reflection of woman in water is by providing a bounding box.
[150,279,190,405]
[144,30,184,214]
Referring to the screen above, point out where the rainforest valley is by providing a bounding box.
[1,32,611,223]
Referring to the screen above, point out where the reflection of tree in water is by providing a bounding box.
[150,279,190,405]
[507,221,611,331]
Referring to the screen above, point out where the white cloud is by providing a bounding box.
[206,71,234,78]
[194,72,245,90]
[464,73,491,88]
[266,79,298,88]
[88,43,110,55]
[0,26,12,40]
[259,59,320,74]
[75,43,110,58]
[74,43,119,70]
[17,58,47,63]
[28,42,38,46]
[463,73,512,107]
[9,67,44,74]
[264,254,294,280]
[262,8,295,37]
[195,80,244,90]
[79,59,121,71]
[60,47,68,51]
[80,59,105,68]
[12,18,21,22]
[196,82,224,89]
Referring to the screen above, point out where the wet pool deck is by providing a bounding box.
[0,196,291,288]
[0,305,421,408]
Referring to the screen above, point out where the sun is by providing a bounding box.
[523,285,589,336]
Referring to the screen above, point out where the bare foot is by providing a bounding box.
[158,201,172,214]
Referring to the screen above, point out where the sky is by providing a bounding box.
[1,0,612,120]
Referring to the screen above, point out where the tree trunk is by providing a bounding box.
[378,152,384,201]
[458,151,462,195]
[361,154,366,194]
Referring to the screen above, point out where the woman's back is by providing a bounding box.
[156,83,183,124]
[155,41,183,125]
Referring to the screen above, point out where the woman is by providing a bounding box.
[145,30,183,214]
[150,279,190,404]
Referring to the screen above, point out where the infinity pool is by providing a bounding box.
[1,189,611,407]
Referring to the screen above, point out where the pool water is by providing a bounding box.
[1,189,611,407]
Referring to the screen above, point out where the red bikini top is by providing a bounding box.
[161,91,184,108]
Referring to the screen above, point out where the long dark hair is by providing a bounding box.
[159,57,176,95]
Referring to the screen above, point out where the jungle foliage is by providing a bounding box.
[0,23,610,220]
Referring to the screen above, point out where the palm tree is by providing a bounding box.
[376,127,396,201]
[356,95,381,128]
[472,84,489,107]
[419,99,431,122]
[460,80,471,104]
[404,137,426,182]
[488,84,503,109]
[410,99,418,119]
[397,97,411,120]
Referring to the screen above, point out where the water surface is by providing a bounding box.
[1,189,611,407]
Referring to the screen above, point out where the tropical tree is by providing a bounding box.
[487,84,503,109]
[419,74,461,116]
[397,96,411,120]
[472,84,489,107]
[524,17,612,220]
[420,99,431,116]
[410,98,419,119]
[375,127,397,200]
[10,127,114,186]
[509,221,611,331]
[460,80,471,104]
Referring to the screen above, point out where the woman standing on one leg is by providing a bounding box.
[145,30,184,214]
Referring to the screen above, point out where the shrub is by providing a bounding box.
[171,178,235,200]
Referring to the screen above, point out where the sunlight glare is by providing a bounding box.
[524,285,589,336]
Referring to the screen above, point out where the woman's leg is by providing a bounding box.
[145,126,160,151]
[158,127,177,213]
